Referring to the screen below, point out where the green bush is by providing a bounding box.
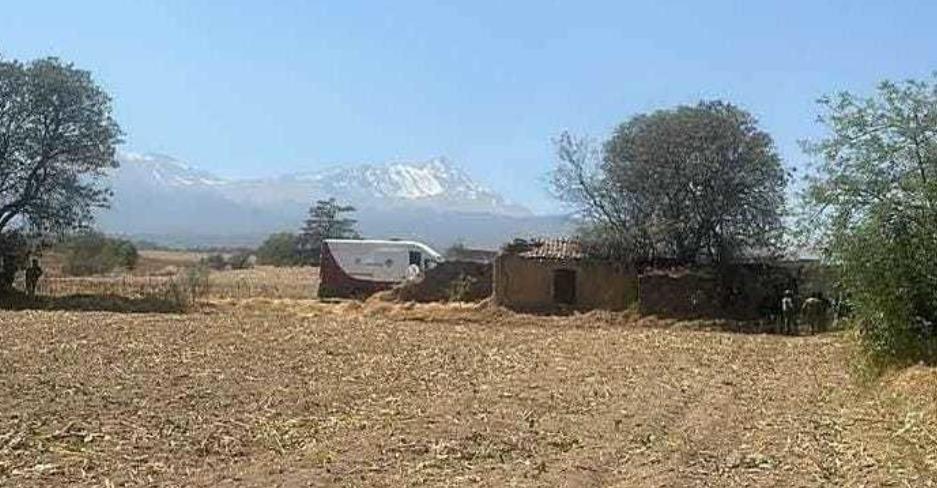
[256,232,303,266]
[200,251,254,271]
[838,211,937,371]
[802,76,937,369]
[60,232,139,276]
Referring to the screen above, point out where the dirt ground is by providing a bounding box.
[0,301,934,487]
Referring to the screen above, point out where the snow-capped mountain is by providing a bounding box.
[117,152,227,188]
[223,157,531,216]
[98,153,570,248]
[293,158,488,200]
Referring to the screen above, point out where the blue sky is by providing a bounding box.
[4,1,936,213]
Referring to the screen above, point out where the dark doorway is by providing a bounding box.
[409,251,422,267]
[553,269,576,305]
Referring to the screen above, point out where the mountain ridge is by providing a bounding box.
[116,153,532,215]
[99,152,571,249]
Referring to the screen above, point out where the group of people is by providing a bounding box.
[779,289,832,335]
[0,255,44,297]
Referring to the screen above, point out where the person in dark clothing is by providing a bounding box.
[25,258,43,297]
[781,289,796,335]
[0,255,16,293]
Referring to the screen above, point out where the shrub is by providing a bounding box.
[201,251,254,271]
[838,211,937,371]
[227,251,254,270]
[201,253,228,271]
[256,232,303,266]
[166,265,211,309]
[60,231,139,276]
[802,76,937,369]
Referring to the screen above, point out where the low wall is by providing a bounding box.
[637,264,805,320]
[391,261,492,302]
[638,270,726,319]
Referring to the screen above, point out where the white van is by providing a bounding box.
[318,239,443,298]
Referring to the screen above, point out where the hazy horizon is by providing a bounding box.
[6,0,937,213]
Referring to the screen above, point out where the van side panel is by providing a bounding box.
[318,242,397,298]
[332,246,407,282]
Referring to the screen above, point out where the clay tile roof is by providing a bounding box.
[519,239,585,260]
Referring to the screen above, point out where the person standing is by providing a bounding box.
[24,257,43,297]
[781,289,796,335]
[0,255,16,293]
[801,293,830,335]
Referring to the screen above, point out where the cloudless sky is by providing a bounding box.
[4,1,936,213]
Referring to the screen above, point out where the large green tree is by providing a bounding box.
[298,198,360,264]
[0,57,122,242]
[802,76,937,366]
[553,101,788,263]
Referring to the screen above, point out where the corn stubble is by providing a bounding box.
[0,300,934,486]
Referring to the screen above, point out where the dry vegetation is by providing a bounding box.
[0,298,935,487]
[203,266,317,300]
[34,250,207,279]
[30,250,317,301]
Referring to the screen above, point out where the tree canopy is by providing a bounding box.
[256,232,304,267]
[802,75,937,366]
[553,101,788,264]
[0,57,122,241]
[298,198,360,264]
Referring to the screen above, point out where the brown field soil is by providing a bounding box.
[0,302,935,487]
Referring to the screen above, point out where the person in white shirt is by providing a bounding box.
[405,263,423,283]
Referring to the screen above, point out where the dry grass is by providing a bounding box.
[0,302,934,487]
[30,275,177,297]
[36,250,206,279]
[131,250,208,277]
[204,266,317,299]
[24,250,313,301]
[137,250,208,265]
[27,265,316,301]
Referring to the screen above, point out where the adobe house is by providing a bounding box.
[493,239,638,312]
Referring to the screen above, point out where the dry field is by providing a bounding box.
[24,250,315,301]
[0,300,935,487]
[29,265,317,301]
[36,250,207,279]
[204,266,318,299]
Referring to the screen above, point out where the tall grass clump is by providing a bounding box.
[167,265,211,309]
